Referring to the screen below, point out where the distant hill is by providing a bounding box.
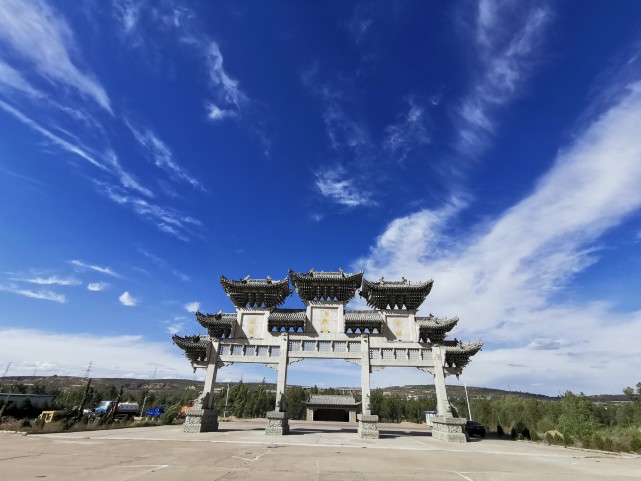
[0,376,627,402]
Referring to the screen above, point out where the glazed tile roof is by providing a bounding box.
[304,395,360,407]
[444,341,484,369]
[289,269,363,302]
[268,309,306,330]
[360,277,434,310]
[344,310,383,329]
[269,309,307,322]
[416,316,458,342]
[195,312,235,338]
[172,334,210,362]
[220,275,291,308]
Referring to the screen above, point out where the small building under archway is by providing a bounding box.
[304,395,360,422]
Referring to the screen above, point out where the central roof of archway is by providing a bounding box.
[288,269,363,303]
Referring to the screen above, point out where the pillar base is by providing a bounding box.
[357,414,379,439]
[431,416,467,442]
[183,408,219,433]
[265,411,289,435]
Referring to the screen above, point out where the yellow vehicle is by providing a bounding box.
[178,400,195,419]
[37,410,65,423]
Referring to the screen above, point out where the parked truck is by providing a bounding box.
[93,401,139,420]
[144,406,166,419]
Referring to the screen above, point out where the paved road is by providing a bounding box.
[2,419,640,480]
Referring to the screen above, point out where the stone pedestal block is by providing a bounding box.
[431,416,467,442]
[357,414,379,439]
[265,411,289,435]
[183,408,219,433]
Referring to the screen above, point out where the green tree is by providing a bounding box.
[557,392,596,441]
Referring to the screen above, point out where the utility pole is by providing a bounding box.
[107,386,123,422]
[464,382,472,420]
[76,378,93,420]
[224,383,230,419]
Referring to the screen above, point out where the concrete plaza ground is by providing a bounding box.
[2,419,640,480]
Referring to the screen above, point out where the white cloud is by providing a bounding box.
[119,291,137,307]
[207,103,237,122]
[112,0,142,35]
[166,322,184,335]
[126,122,202,190]
[184,301,200,313]
[0,328,195,379]
[87,282,108,292]
[316,170,376,208]
[527,338,576,350]
[0,0,112,112]
[69,259,119,278]
[355,79,641,395]
[0,284,65,303]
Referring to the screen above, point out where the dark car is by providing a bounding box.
[465,420,486,438]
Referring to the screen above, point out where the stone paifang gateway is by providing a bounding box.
[172,270,483,442]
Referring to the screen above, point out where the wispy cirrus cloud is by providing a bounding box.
[0,166,43,186]
[0,99,107,170]
[206,42,247,111]
[126,121,203,190]
[383,100,431,162]
[9,275,81,286]
[356,60,641,394]
[0,101,152,197]
[69,260,120,278]
[139,249,191,282]
[0,57,44,98]
[303,65,432,208]
[455,1,552,155]
[118,291,137,307]
[315,170,377,208]
[0,0,112,112]
[99,183,201,241]
[0,284,66,303]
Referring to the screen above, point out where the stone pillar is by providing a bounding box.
[274,332,289,412]
[430,345,467,442]
[184,343,219,433]
[431,416,467,442]
[266,333,289,435]
[358,334,379,439]
[432,345,452,417]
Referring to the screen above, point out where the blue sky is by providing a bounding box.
[1,0,641,396]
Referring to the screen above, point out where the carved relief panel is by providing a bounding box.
[385,315,412,341]
[239,312,265,339]
[310,306,339,334]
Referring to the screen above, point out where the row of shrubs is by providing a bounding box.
[494,423,641,454]
[3,403,184,433]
